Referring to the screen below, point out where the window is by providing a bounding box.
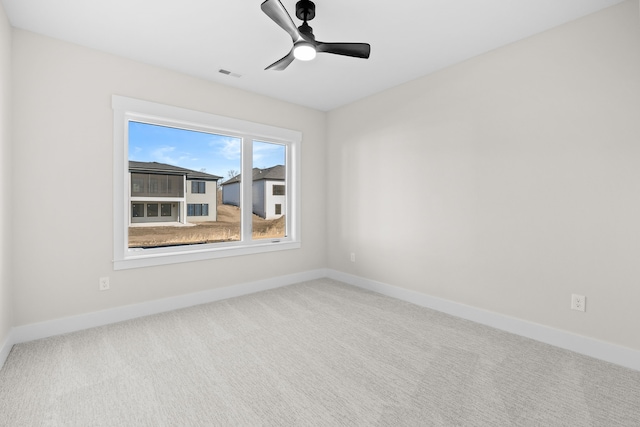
[191,181,206,194]
[147,203,159,217]
[273,185,285,196]
[187,203,209,216]
[275,204,282,215]
[132,203,144,217]
[113,95,301,270]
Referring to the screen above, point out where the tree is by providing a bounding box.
[227,169,239,180]
[218,169,239,189]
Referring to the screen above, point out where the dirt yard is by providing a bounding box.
[128,204,285,248]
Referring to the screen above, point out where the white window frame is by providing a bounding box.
[113,95,301,270]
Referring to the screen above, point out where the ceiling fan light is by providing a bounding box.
[293,42,316,61]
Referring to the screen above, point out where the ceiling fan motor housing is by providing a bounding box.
[296,0,316,21]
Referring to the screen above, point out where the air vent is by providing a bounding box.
[218,69,242,78]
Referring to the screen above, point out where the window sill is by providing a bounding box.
[114,240,301,270]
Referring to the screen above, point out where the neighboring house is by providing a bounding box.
[129,161,221,224]
[222,165,285,220]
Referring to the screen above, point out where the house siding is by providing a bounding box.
[231,179,285,220]
[264,180,286,220]
[222,181,240,207]
[186,179,217,222]
[252,180,266,219]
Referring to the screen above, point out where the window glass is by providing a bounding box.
[131,203,144,218]
[252,141,286,240]
[191,181,206,194]
[147,203,159,217]
[132,203,144,217]
[186,203,209,216]
[161,203,172,217]
[128,121,240,247]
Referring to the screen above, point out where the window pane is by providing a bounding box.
[132,203,144,218]
[161,203,172,217]
[128,121,241,248]
[252,141,286,240]
[185,203,209,217]
[147,203,158,217]
[191,181,206,194]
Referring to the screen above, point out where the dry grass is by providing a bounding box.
[128,204,286,248]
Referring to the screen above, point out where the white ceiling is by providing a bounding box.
[2,0,625,111]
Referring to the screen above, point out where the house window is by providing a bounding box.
[132,203,144,217]
[275,204,282,215]
[113,95,301,270]
[273,185,285,196]
[191,181,206,194]
[187,203,209,216]
[161,203,172,217]
[147,203,159,217]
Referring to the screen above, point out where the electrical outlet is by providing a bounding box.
[350,253,356,263]
[99,277,110,291]
[571,294,586,312]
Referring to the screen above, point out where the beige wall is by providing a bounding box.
[0,3,12,346]
[327,0,640,350]
[11,29,326,326]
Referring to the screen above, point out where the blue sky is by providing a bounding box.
[128,121,285,180]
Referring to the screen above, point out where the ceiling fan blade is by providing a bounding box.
[265,49,296,71]
[261,0,302,43]
[316,42,371,59]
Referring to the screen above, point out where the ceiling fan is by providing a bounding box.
[261,0,371,71]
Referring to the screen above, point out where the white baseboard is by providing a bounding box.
[0,329,14,370]
[12,268,328,345]
[327,269,640,372]
[6,268,639,373]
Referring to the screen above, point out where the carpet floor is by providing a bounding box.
[1,278,639,426]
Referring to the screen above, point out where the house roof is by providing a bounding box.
[129,161,221,181]
[222,165,285,185]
